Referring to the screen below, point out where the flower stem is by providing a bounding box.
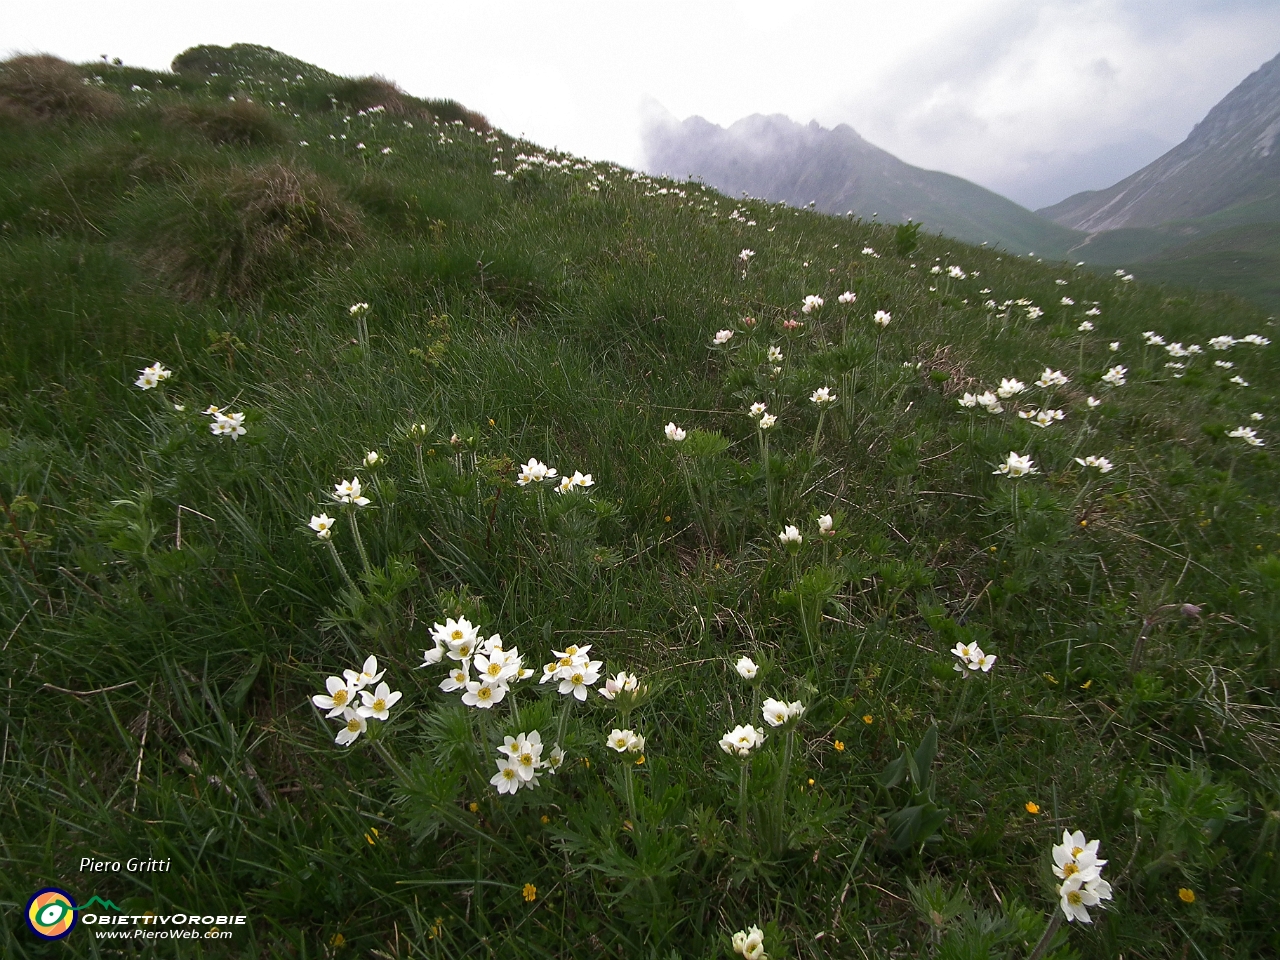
[325,539,357,592]
[348,510,372,575]
[811,407,828,457]
[622,760,637,824]
[370,738,408,781]
[1027,910,1064,960]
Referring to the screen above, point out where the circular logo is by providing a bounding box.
[27,888,78,940]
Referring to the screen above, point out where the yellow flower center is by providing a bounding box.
[1066,890,1083,906]
[502,767,515,779]
[333,689,348,706]
[1071,846,1083,857]
[451,630,464,641]
[477,687,492,701]
[487,663,502,677]
[519,753,533,766]
[559,657,573,668]
[346,717,361,732]
[459,644,472,657]
[372,698,386,712]
[1062,863,1079,878]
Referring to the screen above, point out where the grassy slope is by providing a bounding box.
[2,48,1279,959]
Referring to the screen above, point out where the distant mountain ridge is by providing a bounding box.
[1039,51,1280,232]
[643,111,1084,260]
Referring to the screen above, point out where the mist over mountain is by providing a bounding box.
[642,109,1084,260]
[1039,51,1280,232]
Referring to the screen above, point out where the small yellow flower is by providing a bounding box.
[635,755,646,765]
[1178,888,1196,904]
[522,883,537,902]
[807,778,815,786]
[664,515,671,523]
[469,802,479,813]
[1025,801,1040,815]
[1080,519,1088,527]
[329,932,346,948]
[428,917,443,939]
[1043,672,1058,685]
[988,545,998,552]
[834,740,845,752]
[862,714,873,724]
[540,814,550,824]
[488,418,495,426]
[1080,679,1093,690]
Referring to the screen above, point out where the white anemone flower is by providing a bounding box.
[558,663,601,701]
[1058,875,1113,923]
[993,452,1038,478]
[778,525,802,546]
[491,756,523,794]
[1101,365,1128,387]
[433,617,480,661]
[333,477,371,507]
[720,724,766,757]
[309,514,336,540]
[516,458,557,486]
[1087,396,1102,408]
[801,294,824,314]
[462,678,507,708]
[996,378,1026,399]
[838,291,856,304]
[1035,368,1070,388]
[1228,426,1265,447]
[439,664,469,693]
[873,310,891,328]
[421,640,444,665]
[1078,320,1094,332]
[767,345,783,362]
[976,392,1004,414]
[713,329,735,345]
[758,413,777,430]
[665,422,687,442]
[1230,375,1250,387]
[1074,455,1115,473]
[739,248,755,262]
[968,648,997,672]
[1061,297,1075,306]
[607,728,637,752]
[762,697,791,727]
[210,412,247,439]
[599,671,639,700]
[357,681,402,720]
[312,676,358,717]
[817,514,834,535]
[363,451,381,467]
[749,402,768,417]
[1109,341,1120,352]
[335,707,367,746]
[134,363,172,390]
[810,386,836,404]
[344,655,385,690]
[735,656,759,679]
[958,393,979,409]
[349,302,370,317]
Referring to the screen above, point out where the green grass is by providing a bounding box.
[1,46,1279,959]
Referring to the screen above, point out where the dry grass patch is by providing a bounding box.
[162,99,282,147]
[0,54,123,121]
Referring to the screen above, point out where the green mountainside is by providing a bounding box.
[2,45,1279,959]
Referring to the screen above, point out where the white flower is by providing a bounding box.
[1035,368,1070,388]
[1074,455,1115,473]
[474,649,521,685]
[1228,426,1265,447]
[439,664,469,692]
[312,676,358,717]
[599,671,639,700]
[735,656,759,679]
[1101,365,1128,387]
[810,386,836,405]
[713,329,735,345]
[739,248,755,262]
[1058,874,1113,923]
[1250,412,1264,421]
[363,451,381,467]
[993,452,1038,478]
[462,678,507,708]
[976,391,1004,414]
[863,246,878,256]
[433,617,480,662]
[1056,279,1068,285]
[1026,305,1044,319]
[948,265,966,280]
[335,707,367,746]
[996,378,1026,399]
[381,146,392,155]
[1166,342,1190,358]
[873,310,891,328]
[1209,335,1236,350]
[344,655,385,690]
[607,728,642,752]
[1215,360,1234,369]
[356,142,366,150]
[349,302,370,317]
[665,422,687,441]
[778,525,802,546]
[333,476,371,507]
[516,458,557,486]
[958,393,978,409]
[1061,297,1075,306]
[210,412,247,439]
[558,662,601,701]
[817,514,834,535]
[1022,408,1065,429]
[1121,273,1134,282]
[801,294,824,314]
[1085,307,1101,316]
[969,649,997,672]
[309,513,336,540]
[546,744,566,774]
[556,470,594,492]
[767,346,783,363]
[499,731,546,782]
[1086,396,1101,408]
[1230,375,1249,387]
[1109,341,1120,352]
[357,681,402,720]
[134,362,172,390]
[1142,331,1165,346]
[837,291,856,304]
[173,404,185,411]
[762,697,804,727]
[758,413,777,430]
[491,756,523,794]
[719,724,766,757]
[1077,320,1094,332]
[749,402,768,418]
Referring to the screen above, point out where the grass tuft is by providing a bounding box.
[162,99,283,146]
[0,53,123,120]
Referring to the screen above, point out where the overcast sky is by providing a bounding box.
[7,1,1280,209]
